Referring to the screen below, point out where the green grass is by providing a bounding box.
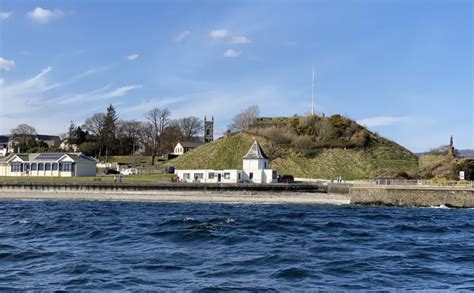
[167,132,419,180]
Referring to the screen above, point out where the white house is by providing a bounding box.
[0,152,97,177]
[59,139,79,152]
[175,140,277,184]
[173,140,206,156]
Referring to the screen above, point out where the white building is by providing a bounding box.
[173,140,206,156]
[0,153,97,177]
[175,140,277,184]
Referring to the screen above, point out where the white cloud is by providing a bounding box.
[230,35,250,44]
[210,29,229,39]
[175,31,191,42]
[54,85,142,105]
[0,11,13,20]
[357,116,406,127]
[224,49,241,58]
[0,58,15,71]
[127,54,139,61]
[26,7,64,24]
[0,67,141,133]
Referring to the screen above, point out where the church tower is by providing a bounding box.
[447,135,456,157]
[204,116,214,143]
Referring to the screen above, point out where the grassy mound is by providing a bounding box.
[169,115,419,180]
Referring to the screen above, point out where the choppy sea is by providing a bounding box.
[0,200,473,291]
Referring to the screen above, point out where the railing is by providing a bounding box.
[295,177,474,189]
[352,179,474,189]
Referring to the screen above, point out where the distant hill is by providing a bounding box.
[457,149,474,158]
[169,115,419,180]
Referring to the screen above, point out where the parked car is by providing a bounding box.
[120,168,138,175]
[164,166,175,174]
[104,168,120,175]
[278,175,295,183]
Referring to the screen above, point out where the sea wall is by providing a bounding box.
[0,182,324,193]
[349,186,474,208]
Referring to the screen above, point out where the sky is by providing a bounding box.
[0,0,472,152]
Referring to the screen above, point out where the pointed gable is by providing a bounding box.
[243,140,269,160]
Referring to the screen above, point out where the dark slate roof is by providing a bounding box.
[0,135,10,143]
[180,141,206,148]
[68,153,97,163]
[243,140,269,160]
[36,134,60,141]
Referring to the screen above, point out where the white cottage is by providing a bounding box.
[175,140,277,184]
[0,153,97,177]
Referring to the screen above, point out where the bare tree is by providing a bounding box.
[229,105,260,132]
[82,113,105,137]
[178,116,203,138]
[82,112,106,156]
[145,107,171,165]
[10,124,37,146]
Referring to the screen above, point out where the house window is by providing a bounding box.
[238,173,241,180]
[183,173,190,179]
[61,163,72,172]
[208,172,215,179]
[45,163,51,171]
[31,163,37,171]
[194,173,203,180]
[223,172,231,179]
[11,162,22,172]
[38,163,44,171]
[52,163,58,171]
[249,172,253,179]
[264,162,267,169]
[272,171,277,179]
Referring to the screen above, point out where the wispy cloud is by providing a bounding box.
[210,28,251,45]
[230,35,250,44]
[0,11,13,20]
[357,116,406,127]
[54,85,142,105]
[0,57,15,71]
[210,29,229,39]
[0,67,141,133]
[121,92,207,114]
[26,7,64,24]
[175,30,191,42]
[127,54,139,61]
[224,49,241,58]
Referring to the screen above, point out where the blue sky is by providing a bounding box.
[0,0,472,152]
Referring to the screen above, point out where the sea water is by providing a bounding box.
[0,200,473,290]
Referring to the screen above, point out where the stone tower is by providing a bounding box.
[204,116,214,143]
[447,135,456,157]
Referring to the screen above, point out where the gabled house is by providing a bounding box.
[173,140,206,155]
[0,152,97,177]
[175,140,277,184]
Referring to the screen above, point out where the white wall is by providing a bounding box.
[176,169,243,183]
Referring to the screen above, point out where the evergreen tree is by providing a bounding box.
[102,104,119,159]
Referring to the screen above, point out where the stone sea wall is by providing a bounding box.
[349,186,474,208]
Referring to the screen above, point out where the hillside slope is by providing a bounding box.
[169,115,418,180]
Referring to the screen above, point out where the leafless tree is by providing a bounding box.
[10,124,37,145]
[145,107,171,165]
[178,116,203,138]
[229,105,260,132]
[82,113,105,137]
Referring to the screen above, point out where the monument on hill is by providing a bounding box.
[447,135,456,158]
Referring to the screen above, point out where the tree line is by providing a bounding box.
[8,104,260,165]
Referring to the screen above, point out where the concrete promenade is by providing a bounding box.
[0,182,473,207]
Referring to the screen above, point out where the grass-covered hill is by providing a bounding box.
[169,115,419,180]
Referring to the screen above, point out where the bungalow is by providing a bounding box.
[175,140,277,184]
[0,152,97,177]
[173,140,206,156]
